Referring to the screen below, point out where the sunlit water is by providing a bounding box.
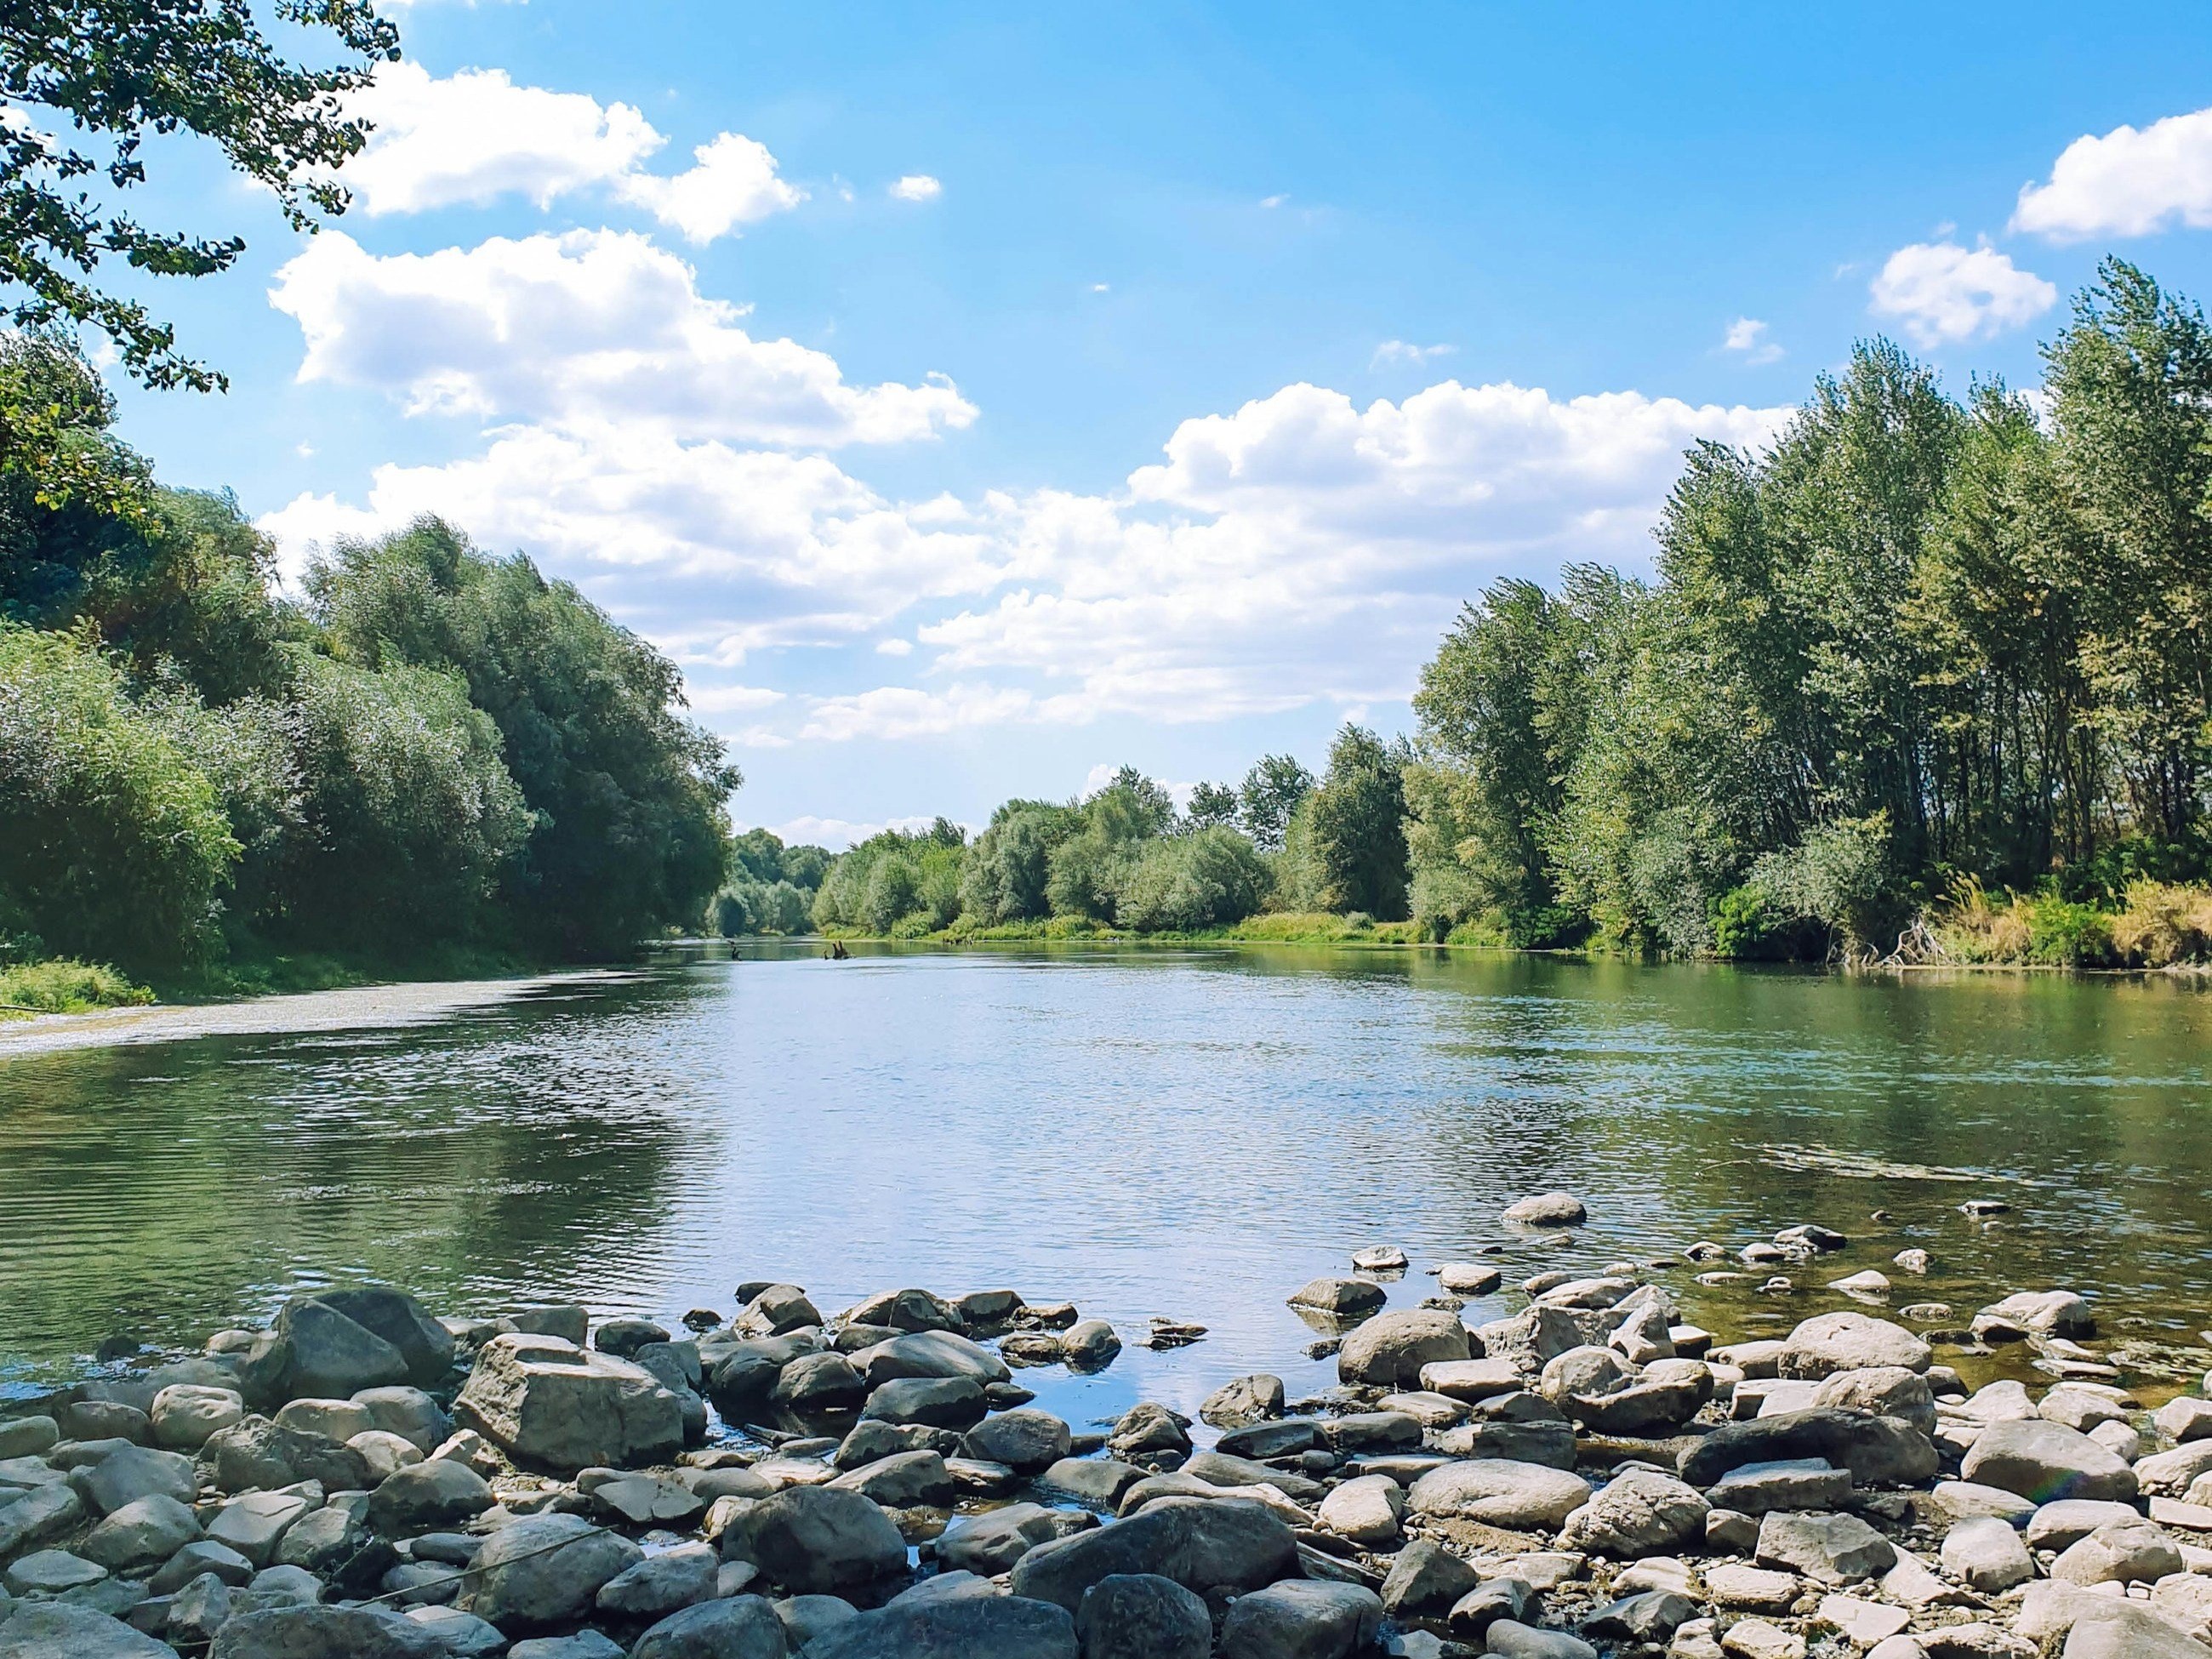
[5,944,2211,1429]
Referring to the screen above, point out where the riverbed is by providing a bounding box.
[3,943,2209,1428]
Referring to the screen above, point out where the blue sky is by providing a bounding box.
[92,1,2212,846]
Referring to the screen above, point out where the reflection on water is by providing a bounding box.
[5,945,2211,1425]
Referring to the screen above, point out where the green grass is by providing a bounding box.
[0,959,156,1018]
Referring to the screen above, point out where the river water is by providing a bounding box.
[4,944,2210,1428]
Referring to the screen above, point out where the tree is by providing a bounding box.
[1116,827,1269,931]
[1306,724,1410,918]
[1185,780,1240,830]
[1239,754,1314,852]
[960,800,1073,923]
[0,0,397,409]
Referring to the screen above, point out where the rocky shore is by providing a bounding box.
[3,1196,2212,1659]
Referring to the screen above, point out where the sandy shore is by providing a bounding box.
[0,970,629,1056]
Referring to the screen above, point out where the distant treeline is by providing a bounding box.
[807,261,2212,966]
[0,334,738,993]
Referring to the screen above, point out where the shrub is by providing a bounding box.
[2021,892,2115,966]
[0,958,153,1014]
[1115,827,1270,932]
[2110,881,2212,966]
[1747,812,1903,957]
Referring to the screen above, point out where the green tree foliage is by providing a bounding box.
[1185,780,1240,830]
[0,624,237,966]
[959,800,1075,924]
[708,826,830,936]
[310,518,740,956]
[1239,754,1314,852]
[1115,827,1269,931]
[812,820,966,936]
[1305,724,1411,919]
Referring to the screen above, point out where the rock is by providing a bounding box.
[1075,1572,1209,1659]
[0,1603,176,1658]
[1337,1310,1469,1388]
[350,1428,425,1483]
[1813,1367,1937,1435]
[841,1288,957,1335]
[829,1451,954,1508]
[1067,1322,1126,1371]
[1706,1457,1852,1515]
[854,1330,1010,1388]
[2156,1398,2212,1445]
[205,1491,312,1568]
[1353,1246,1409,1272]
[80,1493,201,1572]
[861,1376,987,1430]
[1941,1515,2034,1591]
[803,1593,1077,1658]
[276,1397,375,1442]
[596,1544,718,1619]
[1217,1579,1383,1659]
[71,1444,196,1514]
[169,1572,237,1645]
[1039,1458,1146,1508]
[1819,1593,1913,1646]
[57,1400,151,1443]
[1679,1407,1939,1489]
[1777,1314,1931,1378]
[1201,1376,1286,1428]
[508,1636,625,1659]
[834,1420,957,1469]
[151,1385,245,1451]
[4,1548,106,1595]
[275,1504,364,1573]
[1407,1458,1593,1530]
[938,1504,1096,1576]
[1959,1418,2138,1502]
[1318,1474,1404,1547]
[1484,1621,1597,1659]
[1558,1468,1708,1556]
[1591,1592,1703,1646]
[1924,1481,2038,1526]
[1380,1537,1482,1616]
[275,1297,409,1398]
[593,1474,708,1527]
[1704,1563,1802,1611]
[961,1411,1072,1475]
[1420,1359,1525,1402]
[0,1419,59,1462]
[1288,1279,1387,1320]
[2027,1498,2141,1550]
[403,1606,507,1659]
[208,1604,448,1658]
[2135,1442,2212,1497]
[453,1333,683,1474]
[772,1351,867,1411]
[1009,1496,1297,1611]
[2050,1517,2184,1586]
[2061,1602,2212,1659]
[1440,1264,1504,1296]
[1707,1508,1760,1551]
[2043,1387,2130,1434]
[352,1387,453,1455]
[0,1483,84,1560]
[370,1458,494,1531]
[1720,1619,1806,1659]
[1432,1418,1577,1469]
[1108,1402,1193,1461]
[1973,1291,2095,1343]
[733,1485,907,1596]
[1504,1193,1587,1227]
[456,1512,643,1628]
[200,1416,369,1493]
[149,1539,254,1593]
[1754,1511,1897,1585]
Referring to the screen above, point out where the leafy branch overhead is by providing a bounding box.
[0,0,398,395]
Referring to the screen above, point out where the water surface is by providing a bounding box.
[5,944,2209,1426]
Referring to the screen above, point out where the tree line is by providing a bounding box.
[0,334,739,989]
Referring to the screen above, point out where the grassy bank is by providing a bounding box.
[0,960,157,1018]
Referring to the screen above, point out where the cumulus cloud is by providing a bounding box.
[756,814,937,851]
[337,63,801,242]
[1722,317,1782,364]
[1373,340,1455,367]
[2014,106,2212,241]
[269,230,975,445]
[1868,242,2057,346]
[801,683,1035,742]
[889,174,943,202]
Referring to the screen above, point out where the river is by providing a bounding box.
[3,944,2209,1429]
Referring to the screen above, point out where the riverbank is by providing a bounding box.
[4,1201,2210,1657]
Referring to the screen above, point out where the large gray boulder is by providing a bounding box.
[630,1595,790,1658]
[71,1444,196,1514]
[1406,1459,1593,1531]
[456,1512,643,1628]
[353,1387,453,1455]
[1216,1580,1383,1659]
[369,1458,495,1532]
[938,1504,1096,1576]
[1008,1497,1297,1612]
[1776,1314,1931,1378]
[805,1593,1077,1658]
[313,1288,457,1388]
[210,1604,448,1658]
[1557,1468,1708,1557]
[0,1482,83,1561]
[1677,1407,1939,1488]
[963,1411,1071,1474]
[595,1543,718,1620]
[79,1492,200,1572]
[200,1415,370,1493]
[1075,1573,1210,1659]
[1754,1510,1897,1586]
[732,1485,908,1597]
[1337,1310,1470,1387]
[852,1331,1010,1387]
[453,1333,683,1473]
[860,1376,987,1430]
[275,1297,409,1399]
[1380,1538,1482,1616]
[0,1603,175,1658]
[1960,1419,2139,1503]
[2061,1602,2212,1659]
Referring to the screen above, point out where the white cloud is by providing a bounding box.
[683,682,787,715]
[2014,106,2212,241]
[1867,242,2057,347]
[1259,194,1288,208]
[269,230,974,446]
[1722,316,1783,364]
[615,132,805,243]
[875,638,914,656]
[337,63,801,243]
[1373,340,1456,368]
[800,684,1035,742]
[889,174,943,202]
[755,814,936,851]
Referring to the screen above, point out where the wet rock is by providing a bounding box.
[770,1350,867,1412]
[2050,1517,2184,1586]
[1075,1571,1209,1659]
[1972,1291,2095,1343]
[1754,1511,1896,1585]
[1214,1418,1324,1460]
[1940,1515,2034,1591]
[1288,1279,1388,1320]
[456,1512,643,1629]
[964,1409,1073,1474]
[862,1375,988,1430]
[1108,1402,1193,1462]
[208,1604,447,1658]
[1201,1375,1286,1427]
[1337,1309,1470,1388]
[453,1333,683,1474]
[1009,1495,1297,1611]
[938,1503,1096,1576]
[1063,1321,1121,1369]
[804,1593,1076,1658]
[854,1329,1010,1388]
[1218,1579,1383,1659]
[834,1419,957,1469]
[842,1288,960,1335]
[1408,1459,1593,1530]
[0,1419,58,1462]
[1776,1313,1931,1378]
[1504,1193,1587,1227]
[1558,1468,1708,1556]
[1958,1418,2138,1503]
[732,1484,907,1596]
[1039,1457,1146,1508]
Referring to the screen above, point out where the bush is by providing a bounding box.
[0,958,154,1014]
[2110,881,2212,966]
[1115,827,1270,932]
[2021,892,2115,966]
[1747,812,1903,958]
